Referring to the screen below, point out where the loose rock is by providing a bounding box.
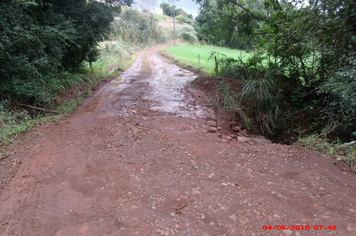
[208,127,218,133]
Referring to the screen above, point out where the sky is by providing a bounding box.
[133,0,201,17]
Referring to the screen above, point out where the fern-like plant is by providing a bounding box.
[240,76,283,136]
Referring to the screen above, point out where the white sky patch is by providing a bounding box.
[132,0,201,17]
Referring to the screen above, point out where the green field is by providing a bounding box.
[163,44,252,74]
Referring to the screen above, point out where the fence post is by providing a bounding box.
[198,54,200,65]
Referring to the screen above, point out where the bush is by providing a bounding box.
[176,15,193,24]
[240,76,283,136]
[218,54,286,137]
[219,58,246,79]
[177,24,198,43]
[317,64,356,138]
[0,0,121,106]
[0,100,32,146]
[111,9,165,45]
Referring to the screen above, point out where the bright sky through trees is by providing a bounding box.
[158,0,200,16]
[133,0,200,17]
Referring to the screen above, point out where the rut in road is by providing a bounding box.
[0,43,355,236]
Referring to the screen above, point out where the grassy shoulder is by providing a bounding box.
[0,41,138,156]
[297,136,356,172]
[162,43,251,74]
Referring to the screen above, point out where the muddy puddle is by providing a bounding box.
[80,45,214,119]
[147,54,212,118]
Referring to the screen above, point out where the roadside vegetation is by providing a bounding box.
[192,0,356,141]
[0,0,173,152]
[298,136,356,172]
[163,0,356,171]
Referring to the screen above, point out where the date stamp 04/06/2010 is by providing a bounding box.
[263,225,336,231]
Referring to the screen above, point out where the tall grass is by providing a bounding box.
[240,77,283,136]
[212,81,239,112]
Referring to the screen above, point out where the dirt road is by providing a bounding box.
[0,43,355,236]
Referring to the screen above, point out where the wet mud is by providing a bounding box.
[80,44,214,120]
[0,42,355,236]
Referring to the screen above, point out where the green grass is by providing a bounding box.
[163,44,252,74]
[0,110,61,149]
[155,14,166,21]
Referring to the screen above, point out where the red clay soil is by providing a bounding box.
[0,43,355,236]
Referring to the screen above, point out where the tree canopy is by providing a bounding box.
[194,0,261,49]
[0,0,132,105]
[159,2,189,17]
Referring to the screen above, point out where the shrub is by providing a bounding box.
[0,0,120,106]
[111,9,165,45]
[317,63,356,138]
[240,76,283,136]
[176,15,193,24]
[177,24,198,43]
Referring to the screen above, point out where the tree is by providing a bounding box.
[0,0,132,105]
[194,0,259,49]
[0,0,76,104]
[176,8,187,16]
[159,1,181,44]
[106,0,133,5]
[160,3,173,16]
[159,2,186,17]
[195,0,356,139]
